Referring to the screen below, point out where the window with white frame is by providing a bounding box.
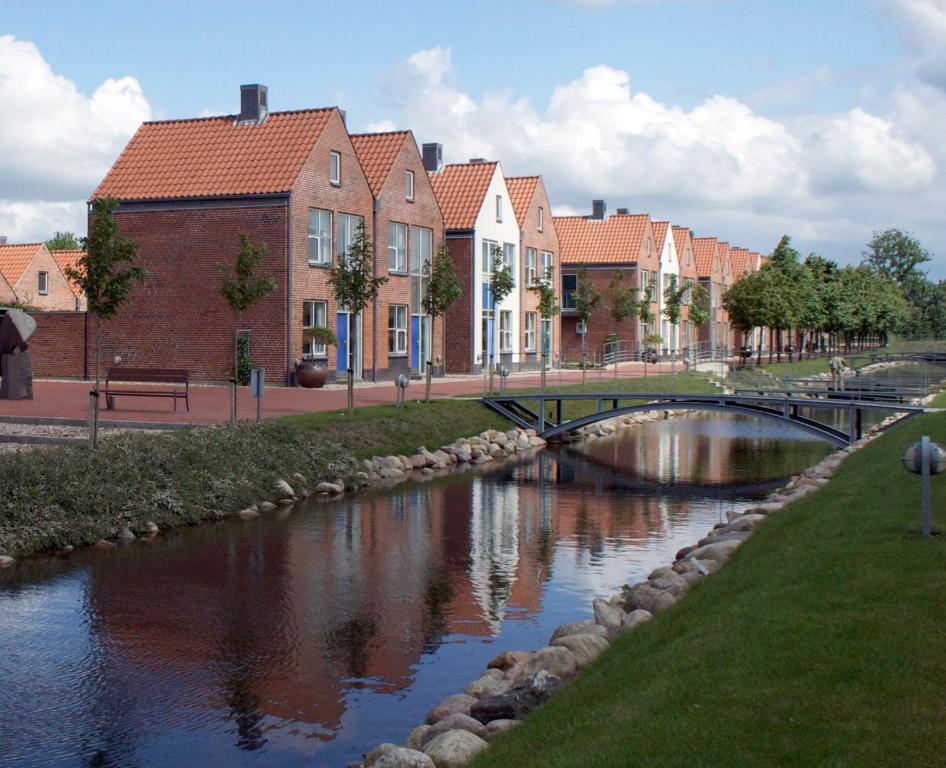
[389,304,408,355]
[330,151,341,185]
[541,318,552,357]
[303,300,328,357]
[411,226,432,312]
[683,277,693,306]
[337,213,363,263]
[405,170,415,201]
[388,222,407,273]
[38,271,48,295]
[525,248,537,286]
[499,310,513,352]
[640,270,649,293]
[496,194,503,223]
[502,243,516,285]
[524,312,536,351]
[540,251,554,283]
[482,239,498,272]
[308,209,332,265]
[537,206,544,232]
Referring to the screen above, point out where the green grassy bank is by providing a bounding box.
[472,411,946,768]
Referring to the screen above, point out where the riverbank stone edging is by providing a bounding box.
[356,398,904,768]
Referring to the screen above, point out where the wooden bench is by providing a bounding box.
[104,368,190,412]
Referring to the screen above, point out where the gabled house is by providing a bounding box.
[557,202,658,360]
[92,84,374,382]
[673,226,699,354]
[0,242,78,311]
[692,237,723,354]
[428,157,521,374]
[350,131,445,379]
[652,221,679,354]
[717,241,733,356]
[505,175,561,368]
[50,249,87,311]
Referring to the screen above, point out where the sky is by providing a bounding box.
[1,0,945,276]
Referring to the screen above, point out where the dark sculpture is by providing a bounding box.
[0,308,36,400]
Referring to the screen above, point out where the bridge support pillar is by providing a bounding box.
[538,396,545,434]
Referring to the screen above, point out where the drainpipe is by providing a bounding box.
[372,196,380,381]
[286,199,293,385]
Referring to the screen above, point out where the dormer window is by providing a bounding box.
[330,151,341,186]
[496,195,503,223]
[405,170,415,201]
[537,206,544,232]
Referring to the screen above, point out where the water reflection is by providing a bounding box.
[0,416,829,768]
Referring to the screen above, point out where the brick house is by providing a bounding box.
[428,157,521,374]
[91,84,375,383]
[350,130,445,379]
[692,237,723,355]
[505,176,561,369]
[50,249,87,311]
[652,221,680,354]
[0,242,79,311]
[557,203,659,361]
[673,225,698,354]
[717,241,733,356]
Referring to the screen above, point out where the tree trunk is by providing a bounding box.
[348,313,356,416]
[425,317,434,403]
[756,331,763,367]
[230,314,240,425]
[90,318,102,450]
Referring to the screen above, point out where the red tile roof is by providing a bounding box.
[557,213,650,265]
[428,162,498,230]
[350,130,410,197]
[505,176,539,228]
[93,109,336,201]
[717,241,732,279]
[692,237,719,277]
[51,249,86,297]
[730,247,751,277]
[602,214,650,263]
[652,221,670,251]
[0,243,43,286]
[672,226,692,255]
[555,216,604,264]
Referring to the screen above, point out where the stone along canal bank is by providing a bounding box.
[354,406,908,768]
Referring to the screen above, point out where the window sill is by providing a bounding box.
[388,270,409,277]
[405,197,415,204]
[388,352,408,358]
[308,262,331,269]
[330,181,341,187]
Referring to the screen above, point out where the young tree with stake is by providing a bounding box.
[328,222,387,415]
[219,234,276,424]
[421,243,462,402]
[486,245,515,394]
[572,268,602,384]
[528,266,561,391]
[65,198,147,449]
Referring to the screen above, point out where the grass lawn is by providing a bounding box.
[878,337,946,354]
[472,411,946,768]
[759,357,831,379]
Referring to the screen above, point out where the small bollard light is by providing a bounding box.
[395,373,409,408]
[498,365,510,395]
[901,435,946,537]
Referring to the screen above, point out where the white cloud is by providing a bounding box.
[0,35,150,241]
[881,0,946,89]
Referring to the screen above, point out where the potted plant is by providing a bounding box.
[296,325,337,388]
[643,333,663,365]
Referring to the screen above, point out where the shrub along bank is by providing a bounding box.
[471,411,946,768]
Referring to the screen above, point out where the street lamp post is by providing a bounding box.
[901,435,946,537]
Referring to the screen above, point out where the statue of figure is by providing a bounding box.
[0,308,37,400]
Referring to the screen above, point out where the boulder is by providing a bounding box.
[315,481,344,495]
[0,555,14,569]
[258,501,277,512]
[549,633,609,669]
[675,544,697,561]
[237,507,260,520]
[470,671,563,724]
[423,714,488,744]
[273,479,295,498]
[624,583,678,614]
[371,746,436,768]
[93,539,116,549]
[592,597,625,632]
[425,693,477,725]
[680,570,703,587]
[405,725,432,751]
[648,570,689,597]
[687,538,742,564]
[620,609,653,633]
[549,620,606,644]
[529,645,579,680]
[423,730,489,768]
[721,513,765,534]
[379,467,404,479]
[117,527,136,542]
[465,669,514,699]
[529,435,546,448]
[486,650,532,672]
[485,719,519,739]
[411,454,428,469]
[366,743,399,766]
[143,521,159,535]
[696,530,752,548]
[454,447,472,463]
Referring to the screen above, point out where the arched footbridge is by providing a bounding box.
[482,392,925,447]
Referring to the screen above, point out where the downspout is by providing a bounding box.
[286,197,293,385]
[372,196,380,381]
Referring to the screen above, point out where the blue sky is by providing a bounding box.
[1,0,944,275]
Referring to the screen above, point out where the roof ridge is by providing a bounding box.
[349,129,411,138]
[142,106,337,126]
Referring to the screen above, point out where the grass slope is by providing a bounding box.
[472,412,946,768]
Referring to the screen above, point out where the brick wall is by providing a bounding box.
[28,311,88,378]
[14,247,78,311]
[371,136,445,379]
[519,180,562,367]
[104,203,290,382]
[560,265,642,359]
[443,235,475,373]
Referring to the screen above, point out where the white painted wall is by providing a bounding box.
[657,225,680,352]
[473,164,523,369]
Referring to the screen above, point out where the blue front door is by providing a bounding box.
[336,313,348,374]
[410,315,420,370]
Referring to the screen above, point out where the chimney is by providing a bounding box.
[592,200,606,220]
[0,235,6,245]
[422,142,443,173]
[238,84,268,124]
[616,207,629,215]
[469,158,486,164]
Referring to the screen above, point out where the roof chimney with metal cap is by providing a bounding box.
[0,235,6,245]
[238,84,268,124]
[592,200,606,220]
[422,143,443,172]
[469,158,486,164]
[615,207,629,215]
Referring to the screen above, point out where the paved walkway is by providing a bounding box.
[0,363,682,426]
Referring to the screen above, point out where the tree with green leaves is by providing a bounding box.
[723,272,767,364]
[485,245,515,394]
[65,197,147,449]
[328,222,387,414]
[528,266,561,391]
[572,267,602,382]
[606,270,637,368]
[45,231,81,251]
[862,228,930,287]
[219,234,276,423]
[662,274,687,351]
[421,243,462,401]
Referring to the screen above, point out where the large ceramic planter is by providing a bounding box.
[295,362,328,389]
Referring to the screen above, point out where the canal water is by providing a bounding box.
[0,414,834,767]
